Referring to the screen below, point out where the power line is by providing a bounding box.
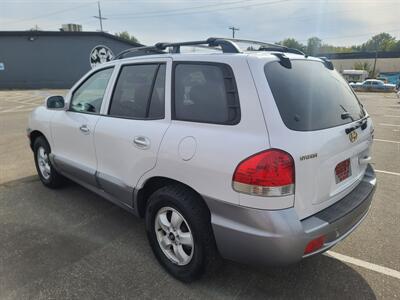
[106,0,252,17]
[0,2,95,26]
[105,0,291,19]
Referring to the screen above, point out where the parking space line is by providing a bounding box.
[374,139,400,144]
[375,170,400,176]
[326,251,400,279]
[379,123,400,127]
[384,115,400,118]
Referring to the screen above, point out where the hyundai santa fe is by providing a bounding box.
[27,38,377,282]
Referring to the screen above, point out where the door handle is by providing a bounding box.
[133,136,150,149]
[79,124,90,134]
[359,156,372,165]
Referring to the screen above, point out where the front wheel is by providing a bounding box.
[145,185,220,282]
[33,136,65,188]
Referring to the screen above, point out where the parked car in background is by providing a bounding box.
[350,79,396,92]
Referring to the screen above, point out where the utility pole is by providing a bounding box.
[372,49,378,78]
[93,1,107,32]
[229,26,239,39]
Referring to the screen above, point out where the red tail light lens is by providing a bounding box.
[304,236,325,255]
[232,149,295,197]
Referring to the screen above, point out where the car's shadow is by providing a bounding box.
[0,176,376,299]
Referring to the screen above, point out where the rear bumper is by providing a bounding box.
[205,164,376,266]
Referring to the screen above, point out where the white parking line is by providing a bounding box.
[384,115,400,118]
[326,251,400,280]
[374,139,400,144]
[379,123,400,127]
[375,170,400,176]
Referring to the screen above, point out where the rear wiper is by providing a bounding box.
[345,116,369,134]
[341,112,352,120]
[340,105,354,121]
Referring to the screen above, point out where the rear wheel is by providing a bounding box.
[33,136,65,188]
[145,185,219,282]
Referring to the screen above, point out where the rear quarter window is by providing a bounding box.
[173,62,240,125]
[264,60,365,131]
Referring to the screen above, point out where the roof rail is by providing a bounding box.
[114,37,306,60]
[113,45,165,60]
[319,57,334,70]
[114,38,241,60]
[155,38,241,54]
[223,37,306,56]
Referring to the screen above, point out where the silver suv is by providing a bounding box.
[28,38,377,282]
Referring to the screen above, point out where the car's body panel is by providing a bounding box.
[247,55,374,219]
[28,105,55,149]
[138,55,276,208]
[206,164,376,265]
[94,58,172,206]
[50,112,100,184]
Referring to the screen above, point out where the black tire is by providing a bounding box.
[145,184,220,282]
[33,136,65,188]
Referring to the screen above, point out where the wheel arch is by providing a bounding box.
[29,130,48,150]
[135,176,210,218]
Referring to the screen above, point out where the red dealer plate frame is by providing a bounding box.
[335,159,352,183]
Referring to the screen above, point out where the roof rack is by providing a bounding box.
[113,45,165,60]
[222,37,306,56]
[155,38,241,54]
[114,38,241,60]
[114,37,306,60]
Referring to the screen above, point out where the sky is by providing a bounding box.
[0,0,399,47]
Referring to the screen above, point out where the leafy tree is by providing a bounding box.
[319,44,353,54]
[395,40,400,51]
[354,62,378,78]
[360,33,397,51]
[115,31,139,44]
[275,32,400,55]
[306,37,322,55]
[354,61,371,72]
[278,38,306,52]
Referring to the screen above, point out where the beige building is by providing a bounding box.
[321,51,400,74]
[332,57,400,73]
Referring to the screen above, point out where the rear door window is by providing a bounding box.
[109,64,165,119]
[264,60,365,131]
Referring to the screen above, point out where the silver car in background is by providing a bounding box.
[350,79,396,92]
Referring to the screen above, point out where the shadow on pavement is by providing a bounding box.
[0,176,376,299]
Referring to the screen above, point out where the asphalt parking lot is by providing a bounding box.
[0,90,399,299]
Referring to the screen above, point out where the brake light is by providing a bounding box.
[304,236,325,255]
[232,149,295,197]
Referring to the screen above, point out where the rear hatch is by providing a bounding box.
[252,56,374,219]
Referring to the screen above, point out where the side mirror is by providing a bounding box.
[46,96,65,110]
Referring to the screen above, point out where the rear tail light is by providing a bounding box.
[304,236,325,255]
[232,149,295,197]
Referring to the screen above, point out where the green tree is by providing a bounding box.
[115,31,139,44]
[319,44,353,54]
[306,37,322,55]
[361,33,397,51]
[353,62,377,78]
[278,38,306,52]
[392,40,400,51]
[354,61,371,72]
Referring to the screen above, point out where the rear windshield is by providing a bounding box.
[264,60,365,131]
